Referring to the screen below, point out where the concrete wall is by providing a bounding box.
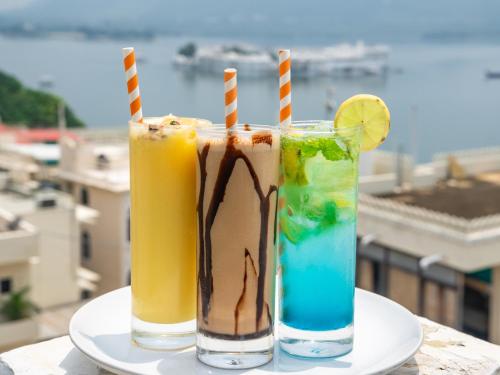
[75,184,129,294]
[25,206,80,309]
[0,261,35,349]
[59,136,129,175]
[358,258,374,292]
[0,262,31,301]
[357,252,461,331]
[360,147,500,194]
[0,318,38,351]
[434,147,500,177]
[388,267,420,313]
[0,231,38,265]
[0,213,37,304]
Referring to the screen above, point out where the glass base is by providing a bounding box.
[197,332,273,369]
[279,322,353,358]
[131,316,196,350]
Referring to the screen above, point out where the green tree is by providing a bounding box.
[0,70,85,128]
[0,287,38,321]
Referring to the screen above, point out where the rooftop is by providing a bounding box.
[0,150,39,174]
[358,167,500,272]
[0,186,75,216]
[2,143,60,164]
[0,124,78,144]
[57,169,129,193]
[0,208,38,264]
[379,172,500,220]
[0,211,19,233]
[58,135,129,193]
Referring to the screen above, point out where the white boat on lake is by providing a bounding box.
[174,41,389,78]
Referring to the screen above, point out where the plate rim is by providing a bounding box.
[356,289,423,374]
[69,287,423,375]
[69,288,139,375]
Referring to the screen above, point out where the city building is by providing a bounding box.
[0,172,99,309]
[359,149,414,192]
[357,147,500,343]
[0,124,78,145]
[0,207,39,349]
[0,145,41,184]
[0,124,78,182]
[0,130,100,349]
[57,130,130,295]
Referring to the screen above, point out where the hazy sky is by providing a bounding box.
[2,0,500,43]
[0,0,35,11]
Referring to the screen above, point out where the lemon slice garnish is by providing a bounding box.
[334,94,390,152]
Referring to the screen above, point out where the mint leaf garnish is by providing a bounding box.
[281,135,355,185]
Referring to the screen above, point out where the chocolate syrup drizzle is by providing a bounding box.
[197,134,277,338]
[234,248,257,336]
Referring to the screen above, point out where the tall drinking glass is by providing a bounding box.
[196,124,280,369]
[278,121,362,358]
[129,116,210,350]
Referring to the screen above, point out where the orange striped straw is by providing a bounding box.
[122,47,143,123]
[224,68,238,130]
[279,49,292,128]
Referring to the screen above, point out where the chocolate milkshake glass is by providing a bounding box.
[196,124,280,369]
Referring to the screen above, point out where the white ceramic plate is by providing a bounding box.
[69,287,422,375]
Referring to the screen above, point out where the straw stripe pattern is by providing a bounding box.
[122,47,143,123]
[279,49,292,128]
[224,68,238,130]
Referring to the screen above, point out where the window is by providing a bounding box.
[373,261,384,294]
[0,278,12,294]
[81,231,91,260]
[96,154,110,170]
[80,187,89,206]
[356,239,389,296]
[463,277,490,340]
[81,290,92,300]
[38,198,57,208]
[66,182,74,194]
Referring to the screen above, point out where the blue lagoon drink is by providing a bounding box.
[278,121,362,358]
[278,95,390,358]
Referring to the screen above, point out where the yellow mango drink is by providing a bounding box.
[130,115,211,350]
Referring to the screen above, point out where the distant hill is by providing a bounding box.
[0,70,84,128]
[2,0,500,43]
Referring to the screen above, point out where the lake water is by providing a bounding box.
[1,35,500,161]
